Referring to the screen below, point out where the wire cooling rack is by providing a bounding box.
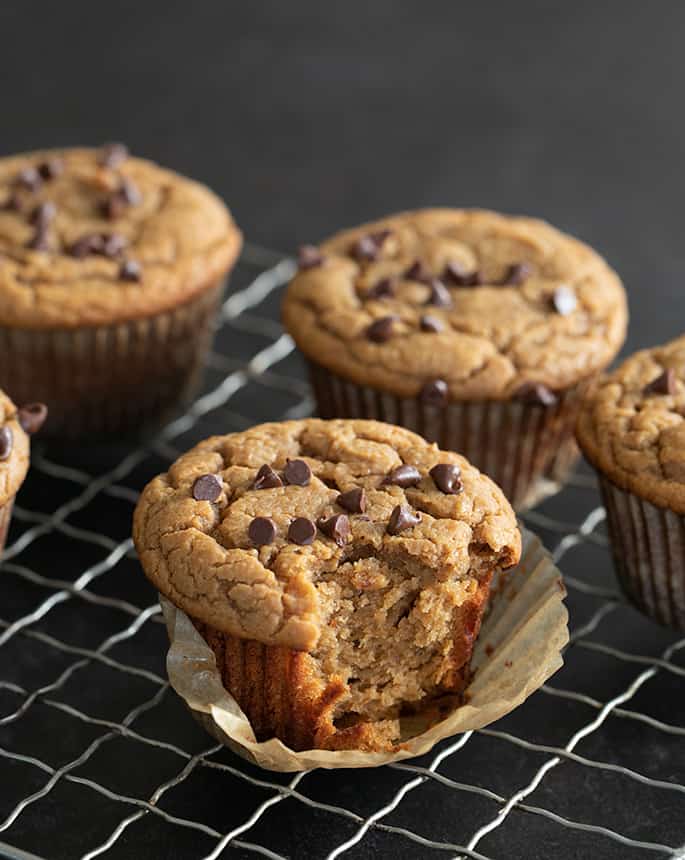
[0,245,684,860]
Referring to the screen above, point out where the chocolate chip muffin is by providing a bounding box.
[0,392,46,552]
[577,335,685,629]
[133,418,521,752]
[283,209,627,509]
[0,145,242,438]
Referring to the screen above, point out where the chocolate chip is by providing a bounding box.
[100,193,127,220]
[366,277,395,300]
[283,458,312,486]
[317,513,350,547]
[37,158,63,181]
[425,278,452,308]
[644,368,676,396]
[288,517,316,545]
[0,426,13,461]
[420,379,449,406]
[366,315,397,343]
[515,382,558,406]
[102,233,127,258]
[2,191,21,212]
[16,167,41,192]
[382,464,422,488]
[30,201,56,229]
[26,228,50,251]
[70,233,105,258]
[119,177,141,206]
[337,487,366,513]
[420,315,444,333]
[17,403,48,435]
[430,463,463,495]
[387,504,421,535]
[297,244,323,269]
[119,259,141,282]
[253,464,283,490]
[192,473,223,502]
[98,142,129,169]
[443,261,482,286]
[350,230,391,262]
[249,516,277,546]
[499,262,532,286]
[405,260,432,284]
[551,285,577,316]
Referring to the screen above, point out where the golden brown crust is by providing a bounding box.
[0,147,242,328]
[576,335,685,513]
[282,209,627,400]
[0,390,29,505]
[133,418,521,652]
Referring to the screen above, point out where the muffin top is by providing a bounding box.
[133,418,521,651]
[0,146,242,328]
[576,335,685,512]
[282,209,627,402]
[0,390,31,506]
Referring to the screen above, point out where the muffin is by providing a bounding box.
[283,209,627,509]
[576,335,685,629]
[0,145,242,438]
[0,393,45,552]
[133,418,521,752]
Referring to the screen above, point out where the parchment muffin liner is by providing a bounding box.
[0,277,227,440]
[0,498,15,555]
[599,474,685,630]
[160,527,568,772]
[308,361,589,511]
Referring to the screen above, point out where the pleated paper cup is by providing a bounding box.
[599,474,685,630]
[308,361,589,511]
[159,527,568,772]
[0,277,226,440]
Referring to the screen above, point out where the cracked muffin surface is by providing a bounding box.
[0,147,241,327]
[282,208,627,399]
[576,335,685,512]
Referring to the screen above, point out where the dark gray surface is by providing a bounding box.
[0,2,684,858]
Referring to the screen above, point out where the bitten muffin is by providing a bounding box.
[576,335,685,629]
[283,209,627,509]
[133,418,521,752]
[0,145,242,438]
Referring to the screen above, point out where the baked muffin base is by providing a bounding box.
[309,360,588,511]
[599,473,685,629]
[0,278,226,439]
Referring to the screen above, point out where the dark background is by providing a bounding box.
[1,3,684,859]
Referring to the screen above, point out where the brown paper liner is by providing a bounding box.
[0,278,226,439]
[0,497,14,554]
[599,474,685,629]
[308,360,589,511]
[160,527,568,771]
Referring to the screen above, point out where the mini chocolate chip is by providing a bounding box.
[297,244,323,269]
[366,315,397,343]
[0,426,13,461]
[30,201,56,229]
[515,382,558,406]
[350,230,391,262]
[17,403,48,435]
[366,277,395,300]
[443,260,482,286]
[644,368,676,396]
[387,504,421,535]
[425,278,452,308]
[119,259,141,282]
[551,285,577,316]
[253,464,283,490]
[16,167,41,192]
[70,233,105,258]
[430,463,463,495]
[192,473,223,502]
[317,513,350,547]
[37,158,63,180]
[337,487,366,513]
[2,191,21,211]
[288,517,316,545]
[249,516,277,546]
[499,262,532,286]
[102,233,127,258]
[420,315,444,333]
[405,260,432,284]
[283,458,312,486]
[98,142,129,169]
[100,193,128,220]
[420,379,449,406]
[26,227,50,251]
[382,464,422,488]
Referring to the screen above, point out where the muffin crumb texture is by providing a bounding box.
[134,419,520,750]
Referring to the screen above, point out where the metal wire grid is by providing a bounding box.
[0,245,683,860]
